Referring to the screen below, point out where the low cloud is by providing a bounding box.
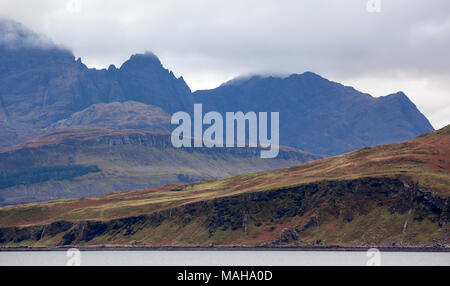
[0,0,448,128]
[0,18,57,50]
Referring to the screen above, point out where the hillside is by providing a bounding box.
[0,125,448,248]
[0,20,192,148]
[0,128,322,206]
[0,20,434,156]
[46,101,171,132]
[194,73,434,155]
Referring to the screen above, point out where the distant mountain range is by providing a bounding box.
[0,20,191,148]
[0,20,434,155]
[0,20,446,249]
[194,74,434,155]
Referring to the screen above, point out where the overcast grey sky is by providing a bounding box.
[0,0,449,128]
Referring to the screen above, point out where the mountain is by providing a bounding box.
[0,20,434,155]
[0,20,192,148]
[0,125,448,248]
[194,73,434,155]
[0,128,323,206]
[46,101,171,132]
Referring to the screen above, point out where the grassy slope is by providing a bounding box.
[0,126,448,247]
[0,128,322,206]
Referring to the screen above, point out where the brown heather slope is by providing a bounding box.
[45,101,171,132]
[0,126,448,247]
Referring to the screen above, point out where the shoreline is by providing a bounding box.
[1,245,449,252]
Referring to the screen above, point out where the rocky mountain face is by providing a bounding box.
[194,74,434,155]
[0,20,192,148]
[0,20,444,249]
[0,19,434,156]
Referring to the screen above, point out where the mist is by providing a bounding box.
[0,0,449,128]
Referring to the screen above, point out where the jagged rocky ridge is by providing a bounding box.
[0,20,434,156]
[194,74,434,155]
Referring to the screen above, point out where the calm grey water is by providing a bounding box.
[0,250,449,266]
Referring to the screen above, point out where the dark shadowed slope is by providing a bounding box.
[1,20,434,156]
[0,20,192,148]
[194,73,434,155]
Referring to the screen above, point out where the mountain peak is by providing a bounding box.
[219,75,266,87]
[0,18,67,52]
[381,91,416,106]
[0,19,75,75]
[298,71,323,79]
[388,91,407,98]
[194,72,434,155]
[107,64,117,71]
[121,52,162,69]
[221,72,327,88]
